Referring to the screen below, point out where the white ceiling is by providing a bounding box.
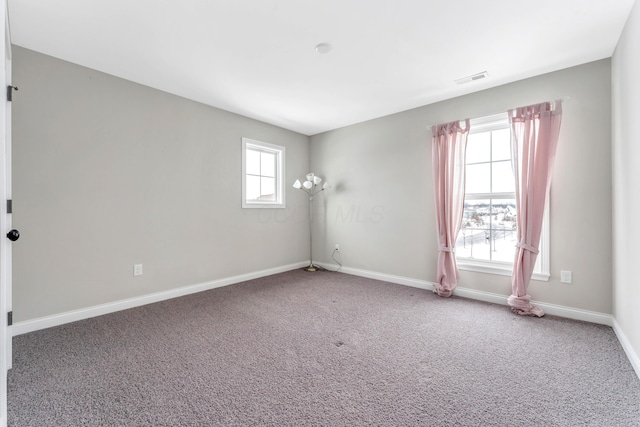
[7,0,636,136]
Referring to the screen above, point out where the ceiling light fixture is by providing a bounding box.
[455,71,489,85]
[315,43,332,54]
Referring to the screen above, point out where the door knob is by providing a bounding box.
[6,229,20,241]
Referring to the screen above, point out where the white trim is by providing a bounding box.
[452,286,511,305]
[458,261,550,282]
[334,265,434,291]
[537,205,550,278]
[12,262,635,381]
[12,261,308,336]
[531,300,612,326]
[241,137,285,209]
[612,318,640,380]
[317,263,611,326]
[469,112,509,133]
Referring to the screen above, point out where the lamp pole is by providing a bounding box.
[307,193,317,271]
[293,173,330,272]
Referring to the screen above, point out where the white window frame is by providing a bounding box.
[456,113,550,281]
[241,138,285,209]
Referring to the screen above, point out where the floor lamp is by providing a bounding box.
[293,173,330,272]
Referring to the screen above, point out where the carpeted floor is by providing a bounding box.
[7,270,640,426]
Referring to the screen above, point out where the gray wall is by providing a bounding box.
[12,46,310,322]
[612,1,640,365]
[310,60,613,314]
[11,44,620,326]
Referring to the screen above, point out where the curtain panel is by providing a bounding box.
[508,101,562,316]
[431,119,470,297]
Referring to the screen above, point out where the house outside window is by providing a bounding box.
[455,114,549,281]
[242,138,285,208]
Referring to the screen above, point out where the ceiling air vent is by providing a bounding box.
[455,71,489,85]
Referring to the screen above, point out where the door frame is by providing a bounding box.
[1,0,11,425]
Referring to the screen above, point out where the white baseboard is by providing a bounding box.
[612,318,640,380]
[12,261,638,381]
[531,300,613,326]
[336,265,434,291]
[12,261,309,336]
[319,263,613,326]
[16,260,613,333]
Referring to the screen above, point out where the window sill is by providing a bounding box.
[242,202,286,209]
[457,260,550,282]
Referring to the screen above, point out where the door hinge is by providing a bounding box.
[8,311,12,326]
[6,199,12,214]
[7,85,18,102]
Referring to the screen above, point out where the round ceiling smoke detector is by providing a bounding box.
[315,43,332,54]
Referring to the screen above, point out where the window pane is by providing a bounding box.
[492,160,515,193]
[488,199,517,262]
[242,138,285,209]
[466,163,490,194]
[462,199,491,230]
[466,132,490,164]
[457,199,491,260]
[491,128,511,161]
[260,177,276,201]
[246,175,260,201]
[246,149,260,175]
[261,152,276,177]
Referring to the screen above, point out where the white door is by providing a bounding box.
[0,2,12,426]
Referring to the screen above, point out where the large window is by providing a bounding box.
[242,138,285,208]
[455,114,549,281]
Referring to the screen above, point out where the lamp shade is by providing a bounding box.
[303,181,313,189]
[322,182,331,190]
[313,176,322,185]
[306,173,314,182]
[293,179,302,189]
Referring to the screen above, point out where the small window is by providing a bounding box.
[242,138,285,208]
[455,114,549,281]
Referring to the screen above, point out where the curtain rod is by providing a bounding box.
[425,96,570,130]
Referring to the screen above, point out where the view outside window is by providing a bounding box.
[245,148,277,202]
[456,127,517,263]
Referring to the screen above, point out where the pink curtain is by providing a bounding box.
[432,119,470,297]
[508,101,562,316]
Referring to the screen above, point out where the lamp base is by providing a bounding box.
[303,264,319,272]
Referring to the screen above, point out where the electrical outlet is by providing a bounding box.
[560,270,572,284]
[133,264,143,276]
[335,244,340,251]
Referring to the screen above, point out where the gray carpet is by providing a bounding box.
[7,270,640,426]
